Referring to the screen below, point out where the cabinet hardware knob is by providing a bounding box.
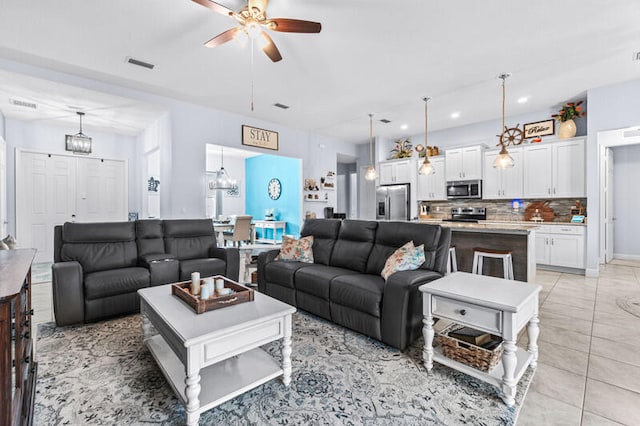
[24,356,30,364]
[459,309,467,316]
[22,332,30,339]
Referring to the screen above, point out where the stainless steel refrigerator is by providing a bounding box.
[376,184,410,221]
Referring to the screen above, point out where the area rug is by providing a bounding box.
[35,313,533,425]
[31,262,52,284]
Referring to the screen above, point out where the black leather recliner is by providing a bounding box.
[52,219,239,326]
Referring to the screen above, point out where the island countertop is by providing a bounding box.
[416,219,538,235]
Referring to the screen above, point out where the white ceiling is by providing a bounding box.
[0,0,639,142]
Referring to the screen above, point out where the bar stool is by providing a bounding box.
[447,246,458,274]
[472,247,514,280]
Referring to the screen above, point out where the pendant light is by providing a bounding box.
[65,111,92,155]
[211,146,236,190]
[494,73,515,169]
[364,113,377,181]
[418,96,435,175]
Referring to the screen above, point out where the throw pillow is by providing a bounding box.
[2,234,16,249]
[381,241,426,280]
[275,235,314,263]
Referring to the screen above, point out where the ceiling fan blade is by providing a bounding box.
[204,27,241,48]
[191,0,234,16]
[267,18,321,33]
[260,31,282,62]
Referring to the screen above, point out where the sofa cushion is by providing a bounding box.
[163,219,217,260]
[330,273,385,317]
[381,241,425,280]
[366,221,442,275]
[84,267,150,300]
[300,219,341,265]
[264,261,312,289]
[179,258,226,280]
[136,219,166,257]
[329,220,377,272]
[295,265,358,299]
[276,235,314,263]
[62,221,135,242]
[62,241,138,274]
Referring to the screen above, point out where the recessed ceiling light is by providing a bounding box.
[400,124,408,130]
[517,97,529,104]
[450,112,460,119]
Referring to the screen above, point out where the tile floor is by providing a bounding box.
[31,261,640,425]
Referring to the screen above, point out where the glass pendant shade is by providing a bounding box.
[211,147,236,190]
[365,113,377,181]
[493,145,515,168]
[418,157,434,175]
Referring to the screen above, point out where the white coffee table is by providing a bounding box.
[419,272,541,406]
[138,283,296,425]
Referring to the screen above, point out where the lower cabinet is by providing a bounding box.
[535,225,585,269]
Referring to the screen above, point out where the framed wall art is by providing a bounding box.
[523,119,555,139]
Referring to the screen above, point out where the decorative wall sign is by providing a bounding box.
[523,120,555,139]
[242,125,279,150]
[147,177,160,192]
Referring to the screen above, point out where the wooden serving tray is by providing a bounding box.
[171,275,254,314]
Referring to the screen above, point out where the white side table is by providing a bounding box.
[419,272,541,406]
[253,220,286,245]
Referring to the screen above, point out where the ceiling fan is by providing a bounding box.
[192,0,322,62]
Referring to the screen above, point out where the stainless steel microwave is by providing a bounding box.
[446,179,482,199]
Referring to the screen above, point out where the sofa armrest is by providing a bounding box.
[257,249,281,292]
[381,269,443,350]
[139,254,179,286]
[52,261,85,326]
[210,247,240,282]
[432,227,452,276]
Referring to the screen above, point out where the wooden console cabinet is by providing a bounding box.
[0,249,37,426]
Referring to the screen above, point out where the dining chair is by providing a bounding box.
[223,215,253,247]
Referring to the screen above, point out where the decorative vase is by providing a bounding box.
[558,119,577,139]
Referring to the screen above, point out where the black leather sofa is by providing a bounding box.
[52,219,239,326]
[258,219,451,350]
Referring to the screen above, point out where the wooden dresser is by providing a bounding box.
[0,249,37,426]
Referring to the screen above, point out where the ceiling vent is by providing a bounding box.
[273,103,290,109]
[9,98,37,109]
[379,119,391,124]
[126,57,155,70]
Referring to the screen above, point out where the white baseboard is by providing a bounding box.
[613,253,640,261]
[585,268,599,278]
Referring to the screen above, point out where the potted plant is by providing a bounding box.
[552,101,586,139]
[390,138,413,159]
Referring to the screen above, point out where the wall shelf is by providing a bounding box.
[304,198,328,203]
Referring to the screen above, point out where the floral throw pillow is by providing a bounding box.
[381,241,426,280]
[275,235,314,263]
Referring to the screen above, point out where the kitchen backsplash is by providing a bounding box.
[423,198,587,222]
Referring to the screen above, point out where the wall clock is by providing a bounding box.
[268,178,282,200]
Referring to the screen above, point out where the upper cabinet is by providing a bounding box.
[378,158,412,185]
[523,138,585,198]
[445,146,483,181]
[483,147,523,199]
[416,156,446,200]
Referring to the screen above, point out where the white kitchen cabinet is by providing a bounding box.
[535,225,585,269]
[523,138,585,198]
[445,146,483,181]
[416,157,446,200]
[378,159,412,185]
[482,147,523,199]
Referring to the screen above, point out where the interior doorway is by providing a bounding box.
[0,137,6,238]
[599,127,640,264]
[337,154,358,219]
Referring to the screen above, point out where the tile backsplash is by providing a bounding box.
[422,198,587,222]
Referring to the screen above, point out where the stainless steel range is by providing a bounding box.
[442,207,486,223]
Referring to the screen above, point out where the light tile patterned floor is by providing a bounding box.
[32,262,640,425]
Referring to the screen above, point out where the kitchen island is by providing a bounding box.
[419,220,537,282]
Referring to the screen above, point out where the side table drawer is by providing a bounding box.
[432,295,503,334]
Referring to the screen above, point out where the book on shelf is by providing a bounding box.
[448,327,492,347]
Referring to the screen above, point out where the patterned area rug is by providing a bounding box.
[35,313,532,425]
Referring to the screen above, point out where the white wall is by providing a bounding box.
[0,58,358,230]
[612,144,640,257]
[588,79,640,273]
[4,118,138,235]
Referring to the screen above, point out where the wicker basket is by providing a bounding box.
[437,323,504,372]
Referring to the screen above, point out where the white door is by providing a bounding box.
[430,157,447,200]
[482,151,502,199]
[549,234,585,268]
[0,137,6,237]
[553,140,585,197]
[523,144,553,198]
[461,146,482,180]
[393,160,412,183]
[378,162,395,185]
[77,158,127,222]
[535,232,549,264]
[604,147,614,263]
[501,148,524,198]
[416,162,429,200]
[445,149,463,181]
[17,152,77,263]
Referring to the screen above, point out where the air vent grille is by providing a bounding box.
[126,57,155,70]
[380,119,391,124]
[273,103,290,109]
[9,99,37,109]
